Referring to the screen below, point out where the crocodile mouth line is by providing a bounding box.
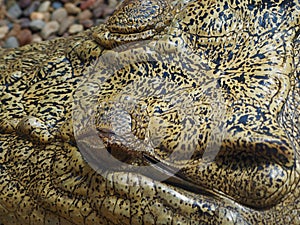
[95,129,242,209]
[141,154,241,207]
[80,126,288,213]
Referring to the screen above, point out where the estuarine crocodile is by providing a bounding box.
[0,0,300,224]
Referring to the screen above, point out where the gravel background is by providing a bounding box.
[0,0,119,48]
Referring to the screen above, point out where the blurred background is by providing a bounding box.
[0,0,119,48]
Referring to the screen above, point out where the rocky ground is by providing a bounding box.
[0,0,119,48]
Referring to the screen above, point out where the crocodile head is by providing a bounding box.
[82,0,300,220]
[0,0,300,224]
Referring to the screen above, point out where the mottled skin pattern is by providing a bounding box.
[0,0,300,224]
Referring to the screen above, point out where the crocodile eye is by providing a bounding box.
[93,0,174,48]
[106,0,170,33]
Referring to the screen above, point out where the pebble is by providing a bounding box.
[78,9,93,21]
[0,26,9,39]
[81,19,94,29]
[93,6,104,18]
[80,0,96,10]
[51,8,68,22]
[29,19,45,31]
[58,16,75,35]
[18,0,32,9]
[16,29,32,46]
[32,33,42,42]
[92,0,105,8]
[41,21,59,39]
[1,0,117,48]
[47,34,59,40]
[38,1,51,12]
[7,3,23,19]
[0,20,7,26]
[0,5,6,20]
[52,1,63,9]
[42,12,51,22]
[7,23,21,37]
[4,36,19,48]
[6,22,14,30]
[95,18,106,26]
[108,0,118,8]
[19,17,31,28]
[103,7,115,17]
[68,24,84,34]
[23,1,40,17]
[64,3,81,15]
[30,12,44,20]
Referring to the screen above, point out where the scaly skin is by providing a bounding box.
[0,0,300,224]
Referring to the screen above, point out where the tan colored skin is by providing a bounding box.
[0,0,300,224]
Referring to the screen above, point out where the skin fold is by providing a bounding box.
[0,0,300,224]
